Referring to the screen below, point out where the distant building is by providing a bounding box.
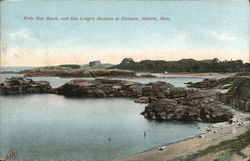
[121,58,135,64]
[89,60,101,67]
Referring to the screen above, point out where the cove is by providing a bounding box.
[0,94,207,161]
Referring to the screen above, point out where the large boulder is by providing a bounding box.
[141,99,200,121]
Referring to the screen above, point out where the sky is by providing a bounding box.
[0,0,249,66]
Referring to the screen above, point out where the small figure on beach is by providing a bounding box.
[5,150,17,160]
[144,131,146,138]
[158,145,166,151]
[109,137,111,142]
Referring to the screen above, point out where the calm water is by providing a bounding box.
[0,66,34,72]
[0,95,207,160]
[0,73,203,88]
[0,67,206,160]
[0,67,204,88]
[0,66,204,88]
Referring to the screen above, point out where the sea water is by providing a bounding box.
[0,67,207,160]
[0,95,206,160]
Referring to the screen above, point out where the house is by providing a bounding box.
[89,61,101,67]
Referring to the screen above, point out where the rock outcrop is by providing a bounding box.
[0,77,233,123]
[0,77,52,94]
[20,68,138,78]
[185,79,217,88]
[56,79,232,123]
[187,76,250,112]
[56,79,175,99]
[141,90,232,123]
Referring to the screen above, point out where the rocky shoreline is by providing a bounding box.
[0,77,52,95]
[21,69,140,78]
[0,77,233,123]
[1,66,235,79]
[1,76,249,161]
[120,120,250,161]
[120,96,250,161]
[186,76,250,112]
[0,67,158,78]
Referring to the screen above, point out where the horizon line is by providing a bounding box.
[1,57,249,67]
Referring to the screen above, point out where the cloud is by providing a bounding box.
[2,28,48,55]
[6,28,36,40]
[206,30,237,42]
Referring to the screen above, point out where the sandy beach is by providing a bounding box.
[118,123,249,161]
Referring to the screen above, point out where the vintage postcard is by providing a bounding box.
[0,0,249,161]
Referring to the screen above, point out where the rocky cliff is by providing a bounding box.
[186,76,250,112]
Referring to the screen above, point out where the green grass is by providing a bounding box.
[202,75,250,101]
[228,77,250,101]
[81,63,114,69]
[182,128,250,161]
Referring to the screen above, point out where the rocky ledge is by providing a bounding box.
[13,67,158,78]
[56,79,177,99]
[142,98,232,123]
[186,75,250,112]
[21,69,138,78]
[56,79,232,123]
[0,77,52,94]
[185,79,217,88]
[0,77,232,123]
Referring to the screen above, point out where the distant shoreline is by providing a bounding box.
[148,72,236,78]
[1,70,236,79]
